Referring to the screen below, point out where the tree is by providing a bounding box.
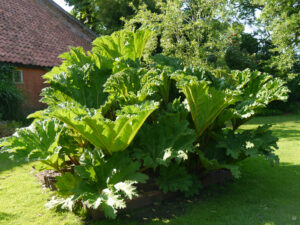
[255,0,300,71]
[125,0,236,68]
[66,0,299,73]
[229,0,299,72]
[65,0,159,35]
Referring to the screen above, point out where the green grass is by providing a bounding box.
[1,114,300,225]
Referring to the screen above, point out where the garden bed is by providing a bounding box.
[35,168,233,219]
[35,170,61,191]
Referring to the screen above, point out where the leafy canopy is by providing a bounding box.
[65,0,159,34]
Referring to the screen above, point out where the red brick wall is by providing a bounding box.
[16,67,49,110]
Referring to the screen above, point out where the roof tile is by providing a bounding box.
[0,0,95,67]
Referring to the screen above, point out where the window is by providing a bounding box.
[13,70,23,84]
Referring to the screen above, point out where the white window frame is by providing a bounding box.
[13,70,24,84]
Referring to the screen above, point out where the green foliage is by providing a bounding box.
[2,115,300,225]
[41,47,109,108]
[0,63,24,120]
[180,80,234,137]
[199,152,242,179]
[229,70,289,129]
[226,0,299,74]
[133,112,195,169]
[47,151,148,219]
[50,101,158,155]
[254,0,299,70]
[104,68,154,105]
[240,33,259,55]
[0,121,22,138]
[225,46,256,71]
[224,33,261,71]
[125,0,232,67]
[65,0,159,34]
[0,29,289,219]
[266,72,300,114]
[156,163,194,194]
[93,29,153,62]
[217,125,279,164]
[0,119,66,171]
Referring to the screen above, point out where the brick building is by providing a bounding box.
[0,0,96,110]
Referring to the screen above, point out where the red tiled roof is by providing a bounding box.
[0,0,96,67]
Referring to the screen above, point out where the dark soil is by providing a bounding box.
[88,169,234,222]
[119,185,230,225]
[201,169,234,186]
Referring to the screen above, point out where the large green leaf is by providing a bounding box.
[155,163,194,194]
[41,48,109,108]
[104,68,155,105]
[231,70,289,122]
[41,30,153,110]
[133,113,195,169]
[48,151,148,219]
[181,80,235,137]
[198,152,241,179]
[0,119,64,171]
[50,101,159,155]
[217,125,279,164]
[93,29,152,63]
[201,124,279,178]
[103,65,174,106]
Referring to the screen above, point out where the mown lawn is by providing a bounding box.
[1,114,300,225]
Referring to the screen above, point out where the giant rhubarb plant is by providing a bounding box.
[0,29,290,219]
[50,101,158,155]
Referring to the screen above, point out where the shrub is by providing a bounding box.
[0,30,289,219]
[266,74,300,114]
[0,63,24,120]
[0,121,22,138]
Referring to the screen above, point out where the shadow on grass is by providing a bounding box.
[87,158,300,225]
[0,212,18,221]
[247,114,300,125]
[271,129,300,140]
[0,152,28,173]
